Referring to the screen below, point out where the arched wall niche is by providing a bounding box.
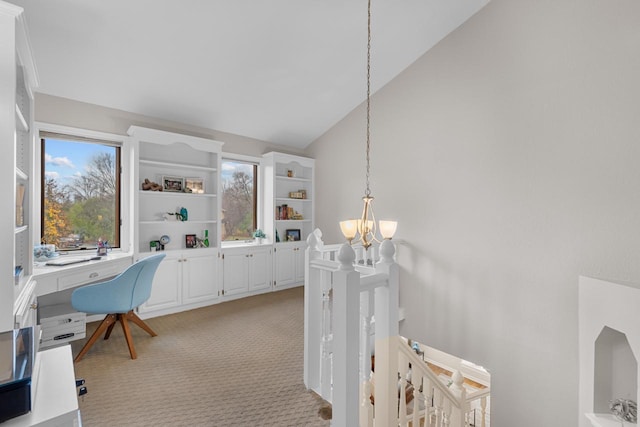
[593,326,637,413]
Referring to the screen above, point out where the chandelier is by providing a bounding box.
[339,0,397,250]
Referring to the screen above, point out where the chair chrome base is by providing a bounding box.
[74,310,157,362]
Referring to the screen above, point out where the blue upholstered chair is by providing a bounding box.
[71,253,166,362]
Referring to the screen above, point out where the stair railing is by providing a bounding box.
[304,229,399,427]
[389,336,490,427]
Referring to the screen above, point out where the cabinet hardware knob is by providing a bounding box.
[89,272,99,278]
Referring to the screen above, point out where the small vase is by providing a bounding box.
[255,238,263,245]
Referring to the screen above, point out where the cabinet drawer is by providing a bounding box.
[57,260,130,291]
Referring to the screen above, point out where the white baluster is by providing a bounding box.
[360,374,374,427]
[443,398,452,427]
[434,389,444,427]
[412,381,421,427]
[399,375,409,427]
[320,269,332,401]
[360,290,372,383]
[370,245,378,265]
[480,396,487,427]
[304,231,323,391]
[422,377,433,427]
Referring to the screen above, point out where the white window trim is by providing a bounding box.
[34,122,132,254]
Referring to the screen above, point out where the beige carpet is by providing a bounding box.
[70,286,330,427]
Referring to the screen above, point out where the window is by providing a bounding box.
[221,159,257,241]
[41,135,121,250]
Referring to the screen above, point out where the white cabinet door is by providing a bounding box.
[294,243,306,284]
[141,254,181,313]
[249,247,271,291]
[222,250,249,296]
[182,252,218,304]
[274,243,307,289]
[274,244,296,288]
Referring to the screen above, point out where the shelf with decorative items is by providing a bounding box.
[263,152,314,247]
[262,152,313,290]
[129,126,223,258]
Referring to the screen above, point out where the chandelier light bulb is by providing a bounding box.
[340,220,358,243]
[379,220,398,239]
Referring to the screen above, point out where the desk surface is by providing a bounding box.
[34,252,133,297]
[4,345,79,427]
[34,252,132,277]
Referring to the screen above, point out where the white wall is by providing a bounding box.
[34,93,306,158]
[306,0,640,425]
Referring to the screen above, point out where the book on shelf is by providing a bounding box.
[275,204,303,220]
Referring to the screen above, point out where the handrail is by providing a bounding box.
[309,258,339,271]
[396,336,463,409]
[466,387,491,401]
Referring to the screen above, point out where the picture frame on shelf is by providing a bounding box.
[285,229,301,242]
[185,177,205,194]
[185,234,197,248]
[162,175,184,192]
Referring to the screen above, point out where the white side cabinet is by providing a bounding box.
[139,249,219,316]
[221,245,272,297]
[273,241,306,290]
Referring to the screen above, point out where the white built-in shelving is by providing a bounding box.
[263,152,314,289]
[129,126,224,318]
[2,0,38,332]
[129,126,223,255]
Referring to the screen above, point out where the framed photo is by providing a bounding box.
[162,175,184,192]
[286,229,301,242]
[185,177,205,194]
[185,234,197,248]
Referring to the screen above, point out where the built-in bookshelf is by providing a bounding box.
[129,126,224,255]
[3,2,38,332]
[263,152,315,245]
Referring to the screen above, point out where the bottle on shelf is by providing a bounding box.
[203,230,209,248]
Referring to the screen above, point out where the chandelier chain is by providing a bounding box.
[365,0,372,198]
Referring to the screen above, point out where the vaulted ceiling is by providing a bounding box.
[11,0,488,149]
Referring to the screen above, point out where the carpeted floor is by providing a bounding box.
[70,286,330,427]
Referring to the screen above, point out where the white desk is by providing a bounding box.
[34,252,133,297]
[34,253,133,345]
[4,345,80,427]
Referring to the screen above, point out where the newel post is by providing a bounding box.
[373,239,400,426]
[304,229,324,390]
[332,243,360,427]
[449,370,468,427]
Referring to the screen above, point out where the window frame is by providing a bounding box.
[220,154,262,244]
[34,123,131,254]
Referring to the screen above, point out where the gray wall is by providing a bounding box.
[306,0,640,425]
[35,93,306,158]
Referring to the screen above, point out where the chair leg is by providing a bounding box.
[118,313,137,360]
[104,319,117,340]
[74,314,117,363]
[125,310,157,337]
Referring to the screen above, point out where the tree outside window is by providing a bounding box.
[42,137,120,250]
[221,160,257,241]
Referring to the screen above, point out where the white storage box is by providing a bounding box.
[39,303,86,348]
